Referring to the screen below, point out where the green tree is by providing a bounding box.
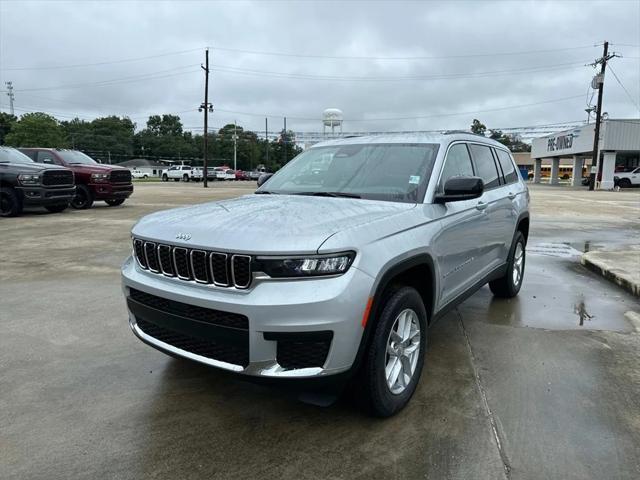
[0,112,17,145]
[4,112,66,148]
[470,119,487,135]
[269,129,302,170]
[134,114,196,160]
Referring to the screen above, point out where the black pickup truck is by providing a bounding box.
[0,146,75,217]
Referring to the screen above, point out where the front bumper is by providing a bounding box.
[18,185,76,206]
[91,183,133,200]
[121,256,373,378]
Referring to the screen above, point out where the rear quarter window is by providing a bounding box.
[495,149,519,184]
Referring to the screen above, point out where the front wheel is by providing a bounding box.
[162,175,168,182]
[490,231,526,298]
[45,204,68,213]
[71,185,94,210]
[359,286,427,417]
[105,199,125,207]
[618,178,632,188]
[0,186,23,217]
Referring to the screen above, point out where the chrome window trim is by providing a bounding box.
[173,247,191,280]
[157,244,175,277]
[143,242,160,273]
[209,252,230,287]
[190,249,209,284]
[231,254,252,289]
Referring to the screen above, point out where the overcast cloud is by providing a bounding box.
[0,0,639,137]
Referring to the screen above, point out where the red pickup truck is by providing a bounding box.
[20,148,133,209]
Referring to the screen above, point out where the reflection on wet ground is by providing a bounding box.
[459,245,636,332]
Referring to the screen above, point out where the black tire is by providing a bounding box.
[0,186,23,217]
[70,184,94,210]
[359,286,427,417]
[618,178,632,188]
[489,231,526,298]
[183,174,190,182]
[143,174,148,179]
[45,204,68,213]
[162,175,168,182]
[105,198,125,207]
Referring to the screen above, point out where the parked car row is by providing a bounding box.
[160,165,264,182]
[0,146,133,217]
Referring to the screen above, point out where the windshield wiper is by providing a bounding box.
[295,191,361,199]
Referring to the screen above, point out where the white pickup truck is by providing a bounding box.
[615,167,640,188]
[161,166,202,182]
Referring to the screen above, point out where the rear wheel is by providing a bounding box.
[105,199,125,207]
[71,184,94,209]
[359,286,427,417]
[183,174,190,182]
[490,231,526,298]
[45,204,68,213]
[0,186,22,217]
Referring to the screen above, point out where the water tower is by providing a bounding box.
[322,108,343,137]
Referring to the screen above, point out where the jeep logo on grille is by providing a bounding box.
[175,233,192,241]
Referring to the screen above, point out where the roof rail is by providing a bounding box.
[443,130,486,137]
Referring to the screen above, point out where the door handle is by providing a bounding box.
[476,201,488,211]
[508,192,516,200]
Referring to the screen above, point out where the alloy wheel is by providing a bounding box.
[512,242,524,287]
[385,308,421,395]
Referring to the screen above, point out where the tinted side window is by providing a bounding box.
[495,149,519,184]
[37,151,58,165]
[469,144,500,189]
[438,143,474,192]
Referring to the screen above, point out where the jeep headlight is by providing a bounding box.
[91,173,109,182]
[256,252,355,278]
[17,174,40,185]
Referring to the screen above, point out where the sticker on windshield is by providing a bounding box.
[409,175,420,184]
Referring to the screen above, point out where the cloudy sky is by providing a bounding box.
[0,0,638,137]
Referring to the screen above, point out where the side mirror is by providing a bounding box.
[257,173,273,187]
[434,176,484,203]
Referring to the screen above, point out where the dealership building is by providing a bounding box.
[530,119,640,188]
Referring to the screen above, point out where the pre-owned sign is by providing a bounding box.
[547,134,574,152]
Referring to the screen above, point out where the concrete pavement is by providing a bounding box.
[1,183,639,479]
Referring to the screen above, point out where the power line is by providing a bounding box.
[209,60,588,82]
[1,48,203,71]
[607,65,640,112]
[3,65,200,93]
[215,94,585,122]
[209,44,597,61]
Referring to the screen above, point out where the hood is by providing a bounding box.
[1,162,69,173]
[132,194,415,254]
[66,163,126,173]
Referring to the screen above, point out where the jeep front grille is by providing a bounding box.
[133,238,252,289]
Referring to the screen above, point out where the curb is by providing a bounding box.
[581,253,640,297]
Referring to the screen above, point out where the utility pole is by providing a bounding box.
[5,81,15,115]
[200,49,213,188]
[588,41,618,191]
[233,120,238,171]
[265,117,269,167]
[283,117,287,165]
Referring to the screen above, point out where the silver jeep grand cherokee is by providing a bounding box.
[122,133,529,417]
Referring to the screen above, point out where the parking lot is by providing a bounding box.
[1,183,639,480]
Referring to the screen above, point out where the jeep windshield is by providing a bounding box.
[257,143,439,203]
[57,150,98,165]
[0,147,34,164]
